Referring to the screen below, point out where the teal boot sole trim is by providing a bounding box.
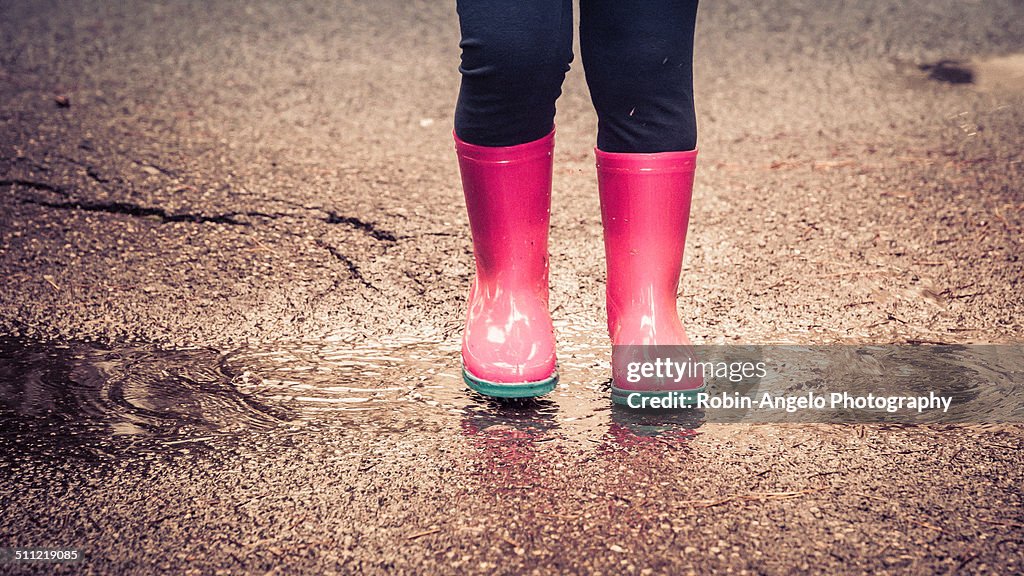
[611,382,707,409]
[462,367,558,399]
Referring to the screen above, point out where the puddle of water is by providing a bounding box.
[4,322,1021,466]
[0,322,705,461]
[696,345,1016,423]
[0,338,289,458]
[220,321,700,445]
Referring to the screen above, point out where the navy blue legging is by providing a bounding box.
[455,0,698,153]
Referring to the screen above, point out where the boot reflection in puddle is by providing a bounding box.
[603,401,705,450]
[459,395,560,491]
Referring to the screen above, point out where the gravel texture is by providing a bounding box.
[1,0,1023,573]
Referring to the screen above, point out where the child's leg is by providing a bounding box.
[454,0,574,146]
[580,0,698,153]
[581,0,703,403]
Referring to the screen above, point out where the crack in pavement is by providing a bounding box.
[314,238,380,292]
[48,154,115,184]
[325,211,398,242]
[228,194,403,241]
[5,183,392,300]
[19,197,271,226]
[0,178,66,195]
[3,179,402,243]
[4,179,390,295]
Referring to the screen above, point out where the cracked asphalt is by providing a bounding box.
[1,0,1023,574]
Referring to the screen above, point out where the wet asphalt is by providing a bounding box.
[1,0,1024,573]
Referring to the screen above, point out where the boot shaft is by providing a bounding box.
[455,131,559,390]
[596,149,697,340]
[456,131,555,288]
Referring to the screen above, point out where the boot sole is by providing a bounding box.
[611,383,707,409]
[462,367,558,399]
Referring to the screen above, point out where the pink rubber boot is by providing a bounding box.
[596,148,705,405]
[455,130,558,398]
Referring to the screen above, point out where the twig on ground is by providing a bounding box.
[978,518,1024,529]
[681,487,829,508]
[851,492,887,503]
[812,269,892,278]
[407,528,442,540]
[908,519,943,532]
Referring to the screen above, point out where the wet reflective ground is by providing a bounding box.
[0,321,709,464]
[4,332,1021,467]
[2,332,1023,574]
[3,0,1024,570]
